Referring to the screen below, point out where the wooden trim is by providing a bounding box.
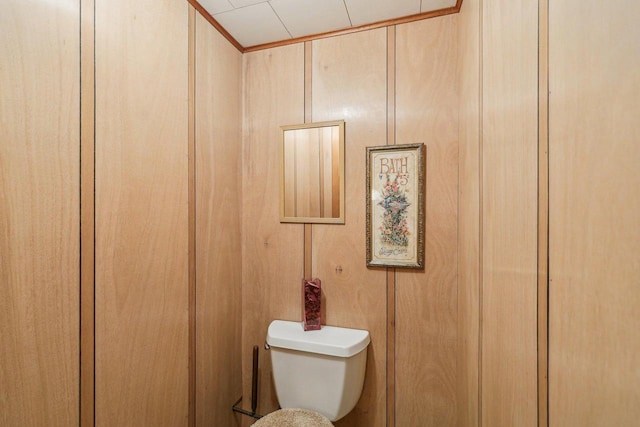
[80,0,95,424]
[457,0,482,423]
[478,0,484,423]
[386,26,396,427]
[386,270,396,427]
[304,225,312,279]
[303,41,313,280]
[537,0,549,425]
[304,42,312,124]
[187,0,243,52]
[245,6,461,52]
[387,27,396,149]
[188,6,197,427]
[188,0,463,53]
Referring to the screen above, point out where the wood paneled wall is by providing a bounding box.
[0,1,80,425]
[481,0,539,424]
[194,11,243,426]
[548,1,640,425]
[11,1,639,425]
[456,0,481,425]
[452,0,543,425]
[311,28,389,426]
[94,0,189,424]
[395,16,460,426]
[242,44,306,423]
[1,1,244,425]
[243,16,466,427]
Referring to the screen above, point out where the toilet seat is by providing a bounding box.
[252,408,334,427]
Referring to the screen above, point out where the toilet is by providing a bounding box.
[264,319,370,422]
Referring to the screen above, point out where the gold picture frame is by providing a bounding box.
[366,143,425,269]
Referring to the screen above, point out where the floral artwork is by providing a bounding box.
[378,176,410,247]
[366,144,425,269]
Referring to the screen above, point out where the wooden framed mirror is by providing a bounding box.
[280,120,345,224]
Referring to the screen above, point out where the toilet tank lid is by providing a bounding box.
[267,320,370,358]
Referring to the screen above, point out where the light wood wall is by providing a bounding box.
[457,0,481,425]
[1,0,244,425]
[311,28,389,426]
[455,1,640,426]
[548,1,640,425]
[481,0,539,425]
[94,0,190,424]
[243,16,466,427]
[194,11,244,426]
[454,0,543,425]
[0,1,80,425]
[9,1,639,425]
[242,43,306,423]
[395,16,460,426]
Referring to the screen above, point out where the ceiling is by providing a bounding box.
[195,0,459,50]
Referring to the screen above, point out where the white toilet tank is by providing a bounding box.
[266,320,370,422]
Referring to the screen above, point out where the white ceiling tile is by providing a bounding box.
[270,0,352,38]
[214,3,292,47]
[198,0,234,15]
[345,0,420,27]
[420,0,457,12]
[228,0,267,7]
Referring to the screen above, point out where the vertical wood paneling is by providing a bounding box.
[549,1,640,425]
[242,44,305,420]
[80,0,96,424]
[457,0,481,426]
[386,26,397,427]
[537,0,549,425]
[311,29,388,427]
[195,11,243,427]
[395,16,459,427]
[95,0,189,425]
[303,42,313,281]
[0,1,80,425]
[482,0,539,425]
[1,1,80,424]
[243,18,474,427]
[304,41,313,124]
[188,8,196,427]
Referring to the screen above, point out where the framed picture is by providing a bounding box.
[366,143,425,269]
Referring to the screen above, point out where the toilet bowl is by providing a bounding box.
[266,320,370,422]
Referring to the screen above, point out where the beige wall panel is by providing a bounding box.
[549,2,640,426]
[95,0,189,425]
[482,0,539,425]
[242,44,305,418]
[395,16,459,427]
[311,29,388,427]
[456,0,481,425]
[0,1,80,425]
[195,12,243,426]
